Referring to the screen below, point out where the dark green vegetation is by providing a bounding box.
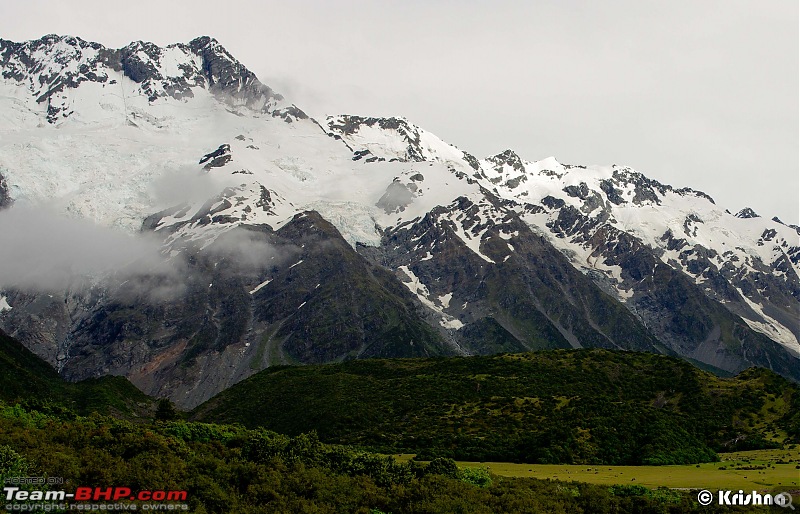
[0,402,764,513]
[0,325,793,512]
[0,329,154,417]
[194,349,800,466]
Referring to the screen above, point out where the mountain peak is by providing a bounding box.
[189,35,220,48]
[486,149,525,173]
[32,33,94,46]
[735,207,760,219]
[490,149,519,159]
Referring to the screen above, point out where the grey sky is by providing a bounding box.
[2,0,798,224]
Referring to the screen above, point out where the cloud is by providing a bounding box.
[0,205,182,298]
[148,165,242,211]
[203,228,294,270]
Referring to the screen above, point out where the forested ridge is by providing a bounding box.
[194,349,800,465]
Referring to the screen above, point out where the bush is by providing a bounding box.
[0,444,28,477]
[424,457,459,478]
[164,421,240,443]
[609,484,648,497]
[458,466,492,488]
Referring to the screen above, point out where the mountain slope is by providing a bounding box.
[328,118,799,379]
[17,213,455,408]
[367,192,666,355]
[0,328,154,417]
[327,119,799,355]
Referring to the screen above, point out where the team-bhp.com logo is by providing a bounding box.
[4,485,188,511]
[697,489,794,509]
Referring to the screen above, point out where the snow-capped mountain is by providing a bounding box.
[0,35,797,407]
[326,114,799,353]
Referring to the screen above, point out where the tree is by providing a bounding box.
[155,399,178,422]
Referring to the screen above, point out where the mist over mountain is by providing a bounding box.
[0,35,797,407]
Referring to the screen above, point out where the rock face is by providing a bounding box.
[326,116,423,160]
[0,35,797,408]
[367,193,648,353]
[0,172,10,209]
[187,36,284,109]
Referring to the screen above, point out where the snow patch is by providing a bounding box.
[440,318,464,330]
[399,266,463,330]
[617,288,634,301]
[249,279,271,295]
[739,295,799,352]
[447,216,495,263]
[398,265,438,312]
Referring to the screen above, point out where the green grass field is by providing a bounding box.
[397,448,800,490]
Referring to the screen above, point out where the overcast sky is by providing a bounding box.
[2,0,798,224]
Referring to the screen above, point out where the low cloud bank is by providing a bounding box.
[0,206,180,296]
[205,228,291,270]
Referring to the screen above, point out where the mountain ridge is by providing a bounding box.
[0,34,287,121]
[0,34,796,407]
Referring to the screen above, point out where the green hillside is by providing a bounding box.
[193,349,800,465]
[0,329,155,418]
[0,330,791,512]
[2,402,764,513]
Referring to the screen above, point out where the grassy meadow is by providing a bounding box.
[398,448,800,490]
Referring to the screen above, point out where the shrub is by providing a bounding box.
[458,466,492,488]
[0,445,28,477]
[424,457,459,479]
[609,484,648,497]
